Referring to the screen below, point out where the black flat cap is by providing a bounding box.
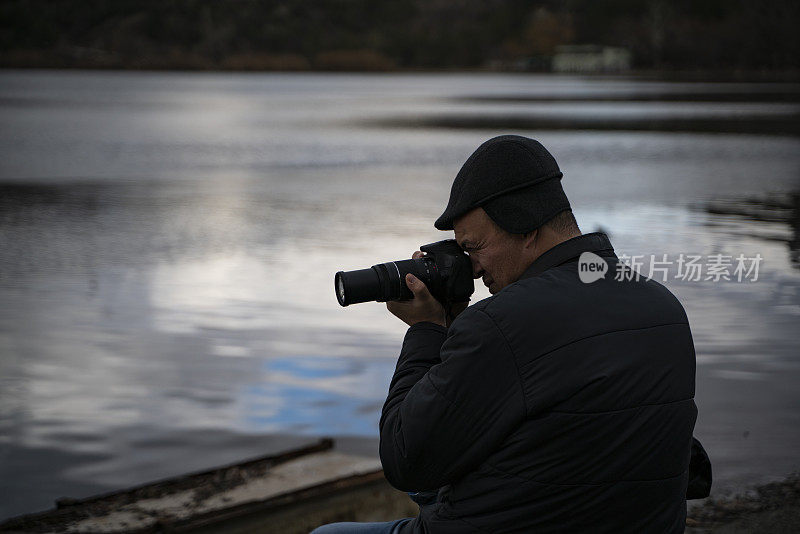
[435,135,570,234]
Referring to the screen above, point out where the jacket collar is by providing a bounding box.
[520,232,616,280]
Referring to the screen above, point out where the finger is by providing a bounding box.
[406,274,432,300]
[412,250,424,260]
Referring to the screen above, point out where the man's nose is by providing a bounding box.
[471,257,483,279]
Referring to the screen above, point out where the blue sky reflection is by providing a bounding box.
[239,356,394,435]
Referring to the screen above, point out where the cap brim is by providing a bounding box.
[435,171,564,231]
[434,207,459,231]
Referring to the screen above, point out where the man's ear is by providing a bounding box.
[523,229,538,250]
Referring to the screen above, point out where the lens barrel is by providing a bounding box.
[335,258,434,307]
[335,268,380,306]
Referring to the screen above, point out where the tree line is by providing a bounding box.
[1,0,797,72]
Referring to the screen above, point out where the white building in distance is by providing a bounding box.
[552,45,631,73]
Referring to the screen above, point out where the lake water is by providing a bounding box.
[0,70,798,520]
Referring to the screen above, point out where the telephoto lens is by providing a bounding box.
[334,239,474,308]
[334,258,433,306]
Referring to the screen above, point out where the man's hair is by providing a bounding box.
[486,207,580,239]
[544,209,580,236]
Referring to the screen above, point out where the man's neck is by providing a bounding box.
[531,228,582,265]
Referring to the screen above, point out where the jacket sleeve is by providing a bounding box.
[379,308,527,491]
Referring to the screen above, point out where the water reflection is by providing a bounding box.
[241,356,394,435]
[1,71,800,519]
[452,90,800,103]
[371,104,800,136]
[703,192,799,269]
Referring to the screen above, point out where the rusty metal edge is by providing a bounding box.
[163,468,388,533]
[161,469,388,534]
[0,438,335,531]
[10,468,388,534]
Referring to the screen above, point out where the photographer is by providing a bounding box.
[315,135,709,534]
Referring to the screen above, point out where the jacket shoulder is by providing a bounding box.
[464,264,691,352]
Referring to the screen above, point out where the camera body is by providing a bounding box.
[335,239,474,307]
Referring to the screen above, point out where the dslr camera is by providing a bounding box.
[335,239,474,309]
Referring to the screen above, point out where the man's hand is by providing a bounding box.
[387,251,446,327]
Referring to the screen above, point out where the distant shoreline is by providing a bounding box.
[1,64,799,83]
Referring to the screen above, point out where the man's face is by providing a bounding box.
[453,208,530,294]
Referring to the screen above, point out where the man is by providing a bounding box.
[314,135,708,534]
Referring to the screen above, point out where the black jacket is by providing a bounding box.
[380,233,699,533]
